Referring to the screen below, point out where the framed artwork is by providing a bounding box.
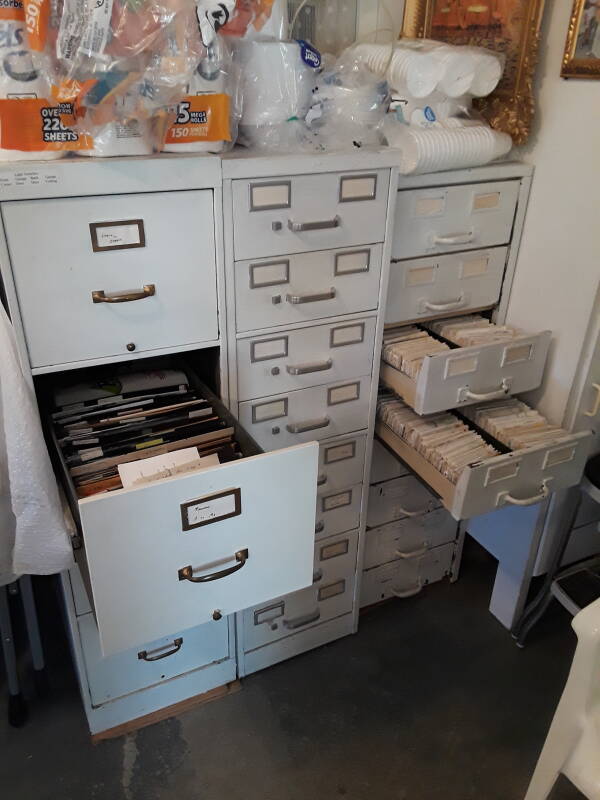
[561,0,600,78]
[401,0,546,144]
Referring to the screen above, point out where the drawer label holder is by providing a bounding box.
[89,219,145,252]
[180,488,241,531]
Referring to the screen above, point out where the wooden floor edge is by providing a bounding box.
[91,680,242,743]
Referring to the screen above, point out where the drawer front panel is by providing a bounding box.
[318,433,368,494]
[367,474,441,529]
[80,442,319,656]
[380,329,552,416]
[237,377,371,451]
[370,439,410,485]
[236,317,376,401]
[385,248,507,325]
[364,510,458,569]
[243,530,358,651]
[235,245,383,332]
[315,483,362,540]
[392,180,520,260]
[4,192,218,369]
[78,613,230,706]
[232,170,389,259]
[360,542,455,607]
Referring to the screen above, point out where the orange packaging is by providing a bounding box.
[0,0,25,22]
[164,94,231,144]
[23,0,49,51]
[0,98,93,151]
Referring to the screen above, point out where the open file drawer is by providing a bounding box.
[380,327,552,415]
[376,421,593,521]
[50,375,319,656]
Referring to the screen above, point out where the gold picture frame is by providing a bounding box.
[561,0,600,79]
[401,0,546,144]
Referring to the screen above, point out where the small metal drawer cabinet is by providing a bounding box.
[232,170,390,259]
[3,192,219,371]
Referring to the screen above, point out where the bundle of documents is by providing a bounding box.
[51,369,240,498]
[425,315,522,347]
[461,398,568,450]
[382,327,450,379]
[377,392,498,483]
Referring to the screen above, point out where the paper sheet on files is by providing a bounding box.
[118,448,220,488]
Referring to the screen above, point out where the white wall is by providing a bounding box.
[505,0,600,424]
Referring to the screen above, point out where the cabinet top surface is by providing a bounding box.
[0,149,531,202]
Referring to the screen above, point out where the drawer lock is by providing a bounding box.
[92,284,156,304]
[137,637,183,662]
[178,548,249,583]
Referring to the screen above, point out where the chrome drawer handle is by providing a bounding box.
[395,545,428,559]
[92,284,156,303]
[433,232,474,246]
[283,609,321,630]
[584,383,600,417]
[317,473,327,486]
[286,359,333,376]
[286,288,336,305]
[390,581,423,599]
[178,548,249,583]
[286,417,330,434]
[497,480,550,508]
[459,379,511,402]
[396,504,430,518]
[423,294,466,312]
[288,215,341,232]
[138,637,183,662]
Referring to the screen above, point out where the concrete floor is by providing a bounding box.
[0,539,585,800]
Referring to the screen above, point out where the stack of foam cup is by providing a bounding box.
[383,119,512,175]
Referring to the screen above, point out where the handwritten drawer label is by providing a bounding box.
[181,488,241,531]
[89,219,145,252]
[322,489,352,512]
[324,441,356,464]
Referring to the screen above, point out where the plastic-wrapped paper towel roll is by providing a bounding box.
[162,67,229,153]
[384,120,512,174]
[78,119,154,158]
[0,11,62,162]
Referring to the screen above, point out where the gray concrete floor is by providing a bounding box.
[0,539,585,800]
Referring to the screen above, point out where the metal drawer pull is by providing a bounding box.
[459,379,510,402]
[313,569,323,583]
[283,609,321,630]
[584,383,600,417]
[396,504,430,518]
[178,548,249,583]
[423,294,466,312]
[288,215,341,232]
[395,545,428,560]
[432,232,474,246]
[498,481,550,507]
[138,637,183,662]
[315,520,325,533]
[286,288,336,305]
[286,359,333,376]
[390,581,423,599]
[287,417,330,434]
[317,473,327,486]
[92,284,156,304]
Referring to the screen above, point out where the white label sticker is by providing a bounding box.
[250,261,289,288]
[406,265,436,286]
[331,324,365,347]
[93,223,142,249]
[415,195,445,217]
[335,250,370,275]
[473,192,500,210]
[328,382,360,405]
[251,337,288,362]
[340,175,376,201]
[324,442,356,464]
[185,493,237,527]
[445,355,479,378]
[250,182,290,209]
[252,398,287,422]
[461,256,489,278]
[323,490,352,512]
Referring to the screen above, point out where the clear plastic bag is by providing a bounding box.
[221,0,287,40]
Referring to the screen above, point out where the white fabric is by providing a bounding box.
[0,304,73,586]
